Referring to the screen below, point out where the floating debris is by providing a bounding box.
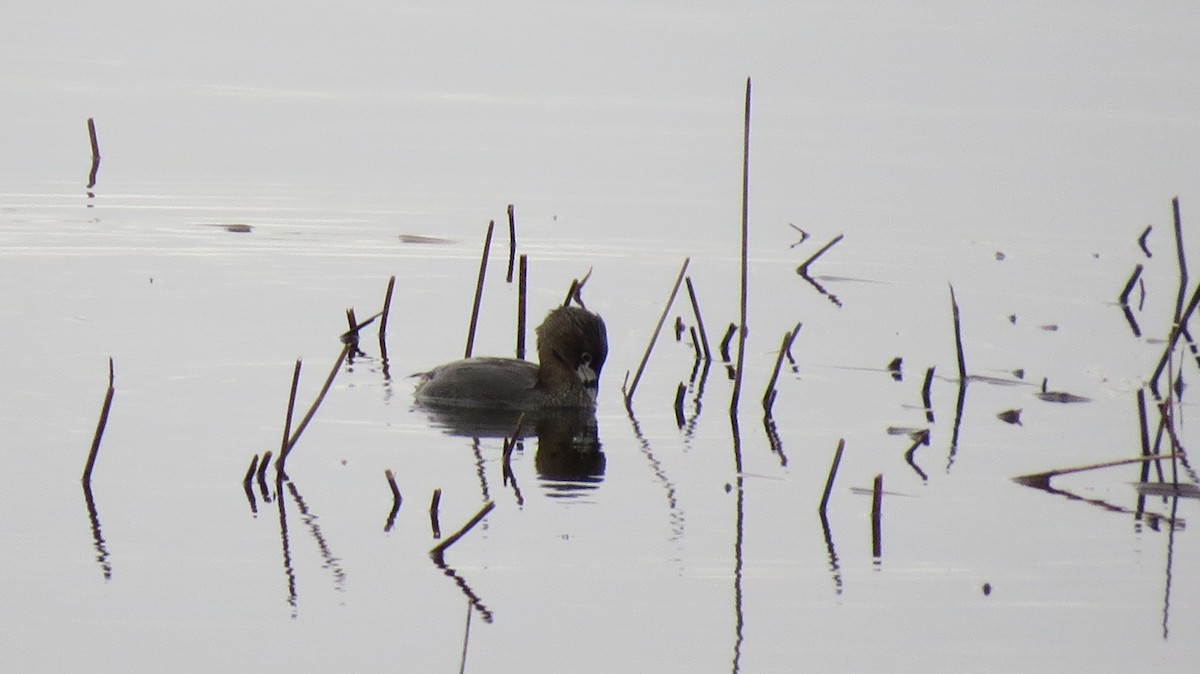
[1038,324,1059,332]
[1036,390,1090,404]
[399,234,455,244]
[1012,368,1025,379]
[223,223,253,233]
[887,357,902,381]
[997,409,1022,425]
[994,251,1006,261]
[1133,481,1200,499]
[1008,314,1017,324]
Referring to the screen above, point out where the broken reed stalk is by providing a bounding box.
[378,275,396,342]
[430,488,443,538]
[280,359,302,456]
[762,322,802,413]
[730,76,752,418]
[1173,196,1187,322]
[430,501,496,558]
[674,383,687,428]
[517,254,528,359]
[278,344,351,473]
[921,366,936,423]
[506,204,517,283]
[949,284,967,383]
[501,413,526,474]
[465,220,495,358]
[1149,278,1200,398]
[684,277,713,361]
[818,439,846,514]
[625,257,691,408]
[1139,225,1153,257]
[1014,454,1177,490]
[688,326,702,361]
[384,469,402,532]
[871,474,883,557]
[87,118,101,160]
[256,450,273,484]
[1119,264,1144,305]
[81,357,116,485]
[243,455,260,488]
[720,323,737,362]
[796,234,845,276]
[1137,389,1152,482]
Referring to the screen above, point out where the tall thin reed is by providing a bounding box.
[465,220,495,358]
[625,257,691,408]
[81,357,115,485]
[506,204,517,283]
[685,277,712,361]
[730,77,752,417]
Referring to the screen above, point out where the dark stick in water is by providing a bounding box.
[796,234,844,277]
[730,77,752,418]
[81,358,115,485]
[280,359,302,456]
[871,474,883,558]
[279,344,351,473]
[243,455,260,490]
[1172,197,1187,323]
[762,322,802,413]
[384,469,402,532]
[86,118,101,189]
[949,284,967,383]
[256,450,273,487]
[1119,265,1144,305]
[465,220,495,358]
[430,488,443,539]
[1149,280,1200,398]
[818,439,845,515]
[431,501,496,560]
[688,326,702,362]
[506,204,517,283]
[685,277,713,361]
[1138,224,1153,258]
[378,275,396,343]
[674,382,687,428]
[921,366,936,423]
[720,323,737,362]
[517,254,528,359]
[625,257,691,408]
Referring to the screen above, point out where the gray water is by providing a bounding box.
[2,2,1200,672]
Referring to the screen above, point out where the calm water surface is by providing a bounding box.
[2,2,1200,672]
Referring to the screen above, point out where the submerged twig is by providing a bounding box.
[625,258,691,409]
[1139,224,1153,258]
[720,323,737,363]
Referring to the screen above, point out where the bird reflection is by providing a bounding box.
[416,406,605,498]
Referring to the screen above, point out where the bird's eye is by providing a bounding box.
[580,353,591,366]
